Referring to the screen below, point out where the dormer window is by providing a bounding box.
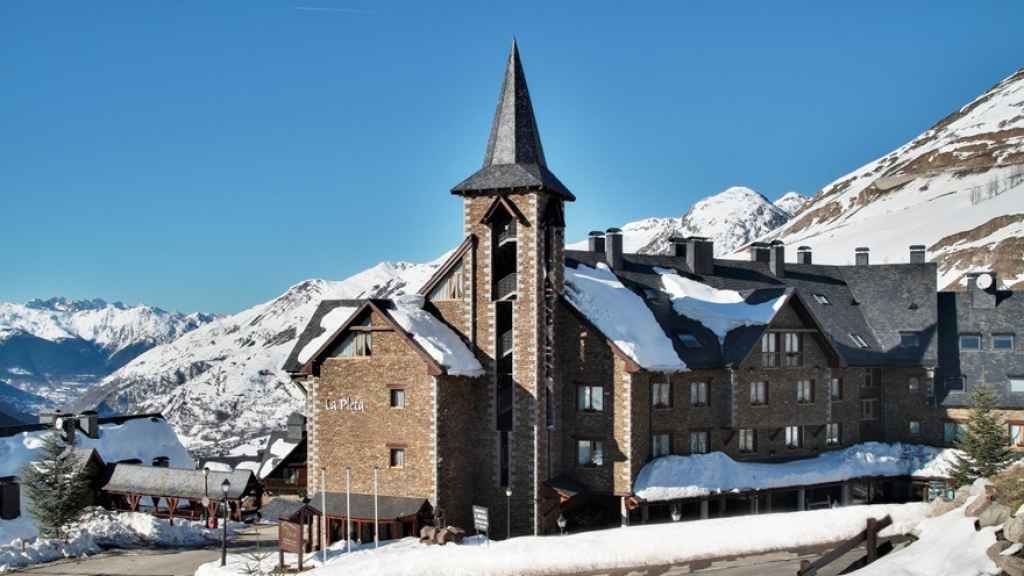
[850,333,869,349]
[677,332,701,349]
[813,293,831,305]
[331,320,373,358]
[899,332,920,348]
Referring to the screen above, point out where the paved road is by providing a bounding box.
[10,526,279,576]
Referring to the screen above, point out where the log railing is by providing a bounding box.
[798,515,893,576]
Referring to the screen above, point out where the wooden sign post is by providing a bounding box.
[279,520,305,571]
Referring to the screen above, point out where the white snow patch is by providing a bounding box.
[634,443,958,502]
[387,295,484,377]
[258,438,300,479]
[296,305,359,365]
[564,263,686,371]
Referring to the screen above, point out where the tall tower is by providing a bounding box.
[451,40,573,536]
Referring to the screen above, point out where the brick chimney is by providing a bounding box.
[687,237,714,275]
[855,247,870,266]
[749,242,770,263]
[966,272,997,309]
[668,236,688,258]
[769,240,785,277]
[796,245,812,265]
[605,228,623,269]
[588,231,605,253]
[909,245,926,264]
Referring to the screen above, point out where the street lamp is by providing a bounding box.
[556,513,567,536]
[220,478,231,567]
[505,487,512,540]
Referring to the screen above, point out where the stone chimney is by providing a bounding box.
[796,246,812,265]
[668,236,688,258]
[79,410,99,439]
[855,247,870,266]
[966,272,997,309]
[769,240,785,277]
[687,237,714,276]
[909,245,926,264]
[605,228,623,269]
[287,412,308,442]
[588,231,605,253]
[749,242,770,263]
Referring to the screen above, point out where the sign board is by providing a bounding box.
[472,505,489,533]
[279,520,304,554]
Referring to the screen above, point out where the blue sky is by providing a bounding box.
[1,1,1021,314]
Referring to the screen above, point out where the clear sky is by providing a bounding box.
[1,1,1021,314]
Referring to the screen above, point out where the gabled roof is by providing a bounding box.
[282,299,364,374]
[451,41,574,201]
[102,464,257,500]
[418,235,476,298]
[257,430,305,480]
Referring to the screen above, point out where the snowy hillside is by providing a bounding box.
[570,187,803,256]
[752,67,1024,289]
[773,191,809,217]
[75,260,442,456]
[0,298,214,413]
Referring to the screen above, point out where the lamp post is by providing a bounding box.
[220,478,231,567]
[321,467,328,563]
[505,487,512,540]
[345,466,351,554]
[373,465,380,548]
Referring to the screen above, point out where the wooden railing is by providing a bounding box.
[496,272,517,300]
[798,515,893,576]
[497,220,518,245]
[498,329,513,357]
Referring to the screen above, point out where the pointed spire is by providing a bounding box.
[482,39,547,168]
[451,41,574,200]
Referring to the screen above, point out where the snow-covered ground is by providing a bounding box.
[634,442,958,502]
[0,508,231,573]
[197,503,928,576]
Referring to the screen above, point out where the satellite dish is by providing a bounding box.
[977,273,994,290]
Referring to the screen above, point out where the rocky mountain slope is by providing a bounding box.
[74,260,441,455]
[570,186,806,256]
[0,298,214,414]
[751,67,1024,289]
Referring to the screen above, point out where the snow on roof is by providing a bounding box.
[202,461,233,473]
[564,262,686,371]
[235,461,261,473]
[387,295,484,377]
[296,305,360,365]
[655,267,787,342]
[634,442,958,502]
[258,437,300,479]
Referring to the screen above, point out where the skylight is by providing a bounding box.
[850,333,870,349]
[677,333,702,349]
[813,293,831,305]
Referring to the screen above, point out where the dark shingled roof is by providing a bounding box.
[451,40,574,201]
[564,249,939,370]
[308,491,431,521]
[936,288,1024,407]
[103,464,257,500]
[282,299,364,374]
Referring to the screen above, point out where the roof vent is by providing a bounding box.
[749,242,770,263]
[605,228,623,269]
[909,244,927,264]
[769,240,785,277]
[587,231,605,254]
[796,246,812,265]
[687,237,714,276]
[668,236,688,258]
[855,247,870,266]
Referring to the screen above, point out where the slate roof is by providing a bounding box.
[451,40,574,200]
[282,299,365,374]
[102,464,257,500]
[935,289,1024,407]
[564,249,939,370]
[308,491,431,521]
[0,405,26,427]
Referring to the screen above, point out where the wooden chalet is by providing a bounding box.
[102,464,261,524]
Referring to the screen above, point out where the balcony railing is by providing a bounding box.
[497,373,514,430]
[497,220,517,246]
[498,329,513,358]
[496,272,517,301]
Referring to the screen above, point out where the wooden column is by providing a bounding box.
[765,492,773,513]
[699,498,709,519]
[842,483,851,506]
[719,495,727,517]
[167,497,178,526]
[797,488,806,511]
[640,504,650,524]
[620,497,629,527]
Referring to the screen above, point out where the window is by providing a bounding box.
[899,332,919,348]
[796,380,814,403]
[689,431,709,454]
[389,448,405,468]
[333,331,372,357]
[1010,378,1024,394]
[960,334,982,351]
[677,332,701,349]
[850,333,870,349]
[910,421,921,436]
[429,259,465,300]
[577,383,604,412]
[651,379,672,409]
[995,334,1016,351]
[652,433,672,458]
[785,426,802,449]
[826,422,841,446]
[1010,423,1024,447]
[830,378,843,401]
[738,429,756,453]
[783,333,803,367]
[690,382,708,407]
[908,377,920,393]
[761,333,778,368]
[389,388,406,409]
[946,376,965,392]
[750,381,768,405]
[861,399,878,421]
[813,293,831,305]
[577,439,604,467]
[944,421,967,445]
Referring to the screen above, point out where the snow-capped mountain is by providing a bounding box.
[773,191,809,217]
[74,260,442,455]
[0,298,214,414]
[751,67,1024,289]
[570,186,804,256]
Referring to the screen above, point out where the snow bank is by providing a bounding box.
[388,295,484,377]
[197,503,928,576]
[0,508,227,573]
[564,263,686,371]
[634,442,958,502]
[656,267,786,341]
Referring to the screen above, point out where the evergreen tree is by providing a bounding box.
[950,384,1013,487]
[20,431,92,539]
